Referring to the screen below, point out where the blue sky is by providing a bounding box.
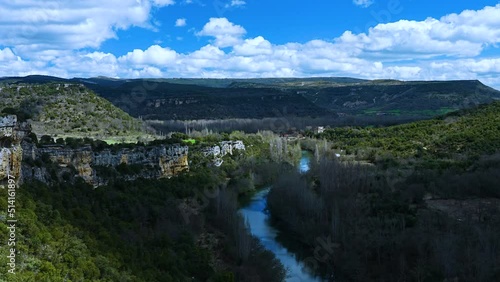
[0,0,499,89]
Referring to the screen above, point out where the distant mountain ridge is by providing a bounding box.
[1,75,499,121]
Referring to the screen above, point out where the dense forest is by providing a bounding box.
[318,101,500,163]
[268,102,500,281]
[0,131,301,282]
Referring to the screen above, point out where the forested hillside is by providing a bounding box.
[268,102,500,281]
[0,130,292,282]
[319,101,500,169]
[0,83,154,142]
[2,76,499,124]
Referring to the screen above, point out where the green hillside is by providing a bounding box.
[271,104,500,282]
[1,76,499,125]
[84,80,330,120]
[302,80,500,117]
[0,83,155,142]
[320,101,500,168]
[84,79,499,121]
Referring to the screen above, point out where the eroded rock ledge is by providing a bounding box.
[1,115,189,187]
[0,115,30,186]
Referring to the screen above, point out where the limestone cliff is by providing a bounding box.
[202,141,246,167]
[1,115,189,187]
[35,145,95,184]
[0,115,29,187]
[22,143,189,187]
[159,146,189,177]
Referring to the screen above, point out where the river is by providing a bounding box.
[239,151,325,282]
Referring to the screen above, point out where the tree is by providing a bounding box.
[40,135,54,145]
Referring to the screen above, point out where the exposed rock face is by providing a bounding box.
[35,145,95,184]
[24,144,189,187]
[93,145,189,177]
[1,115,189,187]
[202,141,245,167]
[0,115,30,186]
[160,146,189,177]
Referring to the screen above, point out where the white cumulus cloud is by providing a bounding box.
[353,0,374,8]
[175,18,187,27]
[226,0,246,8]
[0,0,175,57]
[336,4,500,59]
[118,45,178,67]
[196,18,246,47]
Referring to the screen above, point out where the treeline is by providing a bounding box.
[405,152,500,199]
[267,156,500,281]
[317,101,500,168]
[0,175,221,281]
[34,133,183,151]
[148,115,421,134]
[0,165,286,281]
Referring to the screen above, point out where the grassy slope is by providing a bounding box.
[0,83,156,143]
[321,101,500,167]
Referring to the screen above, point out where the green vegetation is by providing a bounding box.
[0,175,234,282]
[318,101,500,168]
[2,76,499,135]
[0,83,155,142]
[266,102,500,281]
[3,75,500,281]
[182,139,196,144]
[0,128,298,281]
[268,158,500,281]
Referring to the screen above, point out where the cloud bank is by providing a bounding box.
[0,3,499,89]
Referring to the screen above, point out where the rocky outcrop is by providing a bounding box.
[35,145,95,184]
[92,145,188,176]
[2,116,251,188]
[23,144,189,187]
[202,141,245,167]
[160,146,189,177]
[0,115,30,186]
[1,115,189,188]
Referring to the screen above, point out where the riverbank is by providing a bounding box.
[239,151,325,281]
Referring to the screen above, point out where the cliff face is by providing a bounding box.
[0,115,189,187]
[22,144,189,187]
[0,115,29,186]
[202,141,246,167]
[92,145,188,177]
[159,146,189,177]
[35,145,95,184]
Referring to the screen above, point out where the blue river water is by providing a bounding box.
[239,151,324,282]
